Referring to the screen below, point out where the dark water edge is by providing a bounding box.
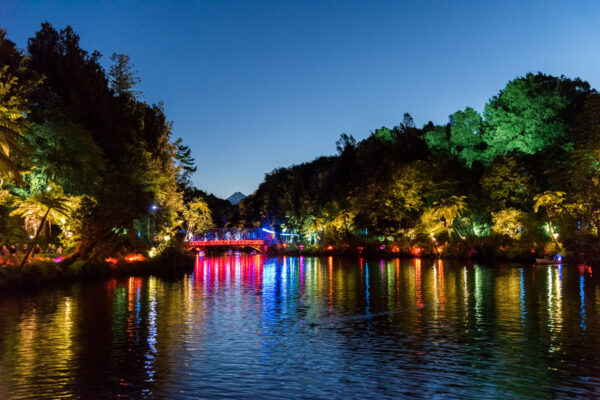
[1,256,600,399]
[0,248,194,293]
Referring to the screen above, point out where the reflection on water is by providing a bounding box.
[1,256,600,398]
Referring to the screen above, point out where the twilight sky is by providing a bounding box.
[2,1,600,198]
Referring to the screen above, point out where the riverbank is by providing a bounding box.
[264,241,540,263]
[0,248,195,292]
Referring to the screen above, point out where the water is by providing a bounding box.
[0,256,599,399]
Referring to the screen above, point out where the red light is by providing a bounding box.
[327,245,333,250]
[188,240,265,246]
[411,247,423,256]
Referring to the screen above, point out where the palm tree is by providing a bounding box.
[10,187,74,266]
[183,197,212,239]
[302,214,325,244]
[431,195,468,239]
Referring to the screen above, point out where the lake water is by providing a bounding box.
[0,256,599,399]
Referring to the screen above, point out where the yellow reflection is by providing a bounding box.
[474,265,483,328]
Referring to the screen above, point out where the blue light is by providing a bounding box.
[262,228,276,234]
[150,204,158,211]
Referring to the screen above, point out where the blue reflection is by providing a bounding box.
[520,268,526,327]
[365,262,371,320]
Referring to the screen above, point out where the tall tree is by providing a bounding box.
[108,53,141,98]
[0,29,40,182]
[483,73,591,161]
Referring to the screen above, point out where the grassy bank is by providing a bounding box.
[0,247,195,292]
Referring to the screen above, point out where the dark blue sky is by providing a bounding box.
[3,1,600,198]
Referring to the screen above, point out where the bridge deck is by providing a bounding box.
[188,240,265,247]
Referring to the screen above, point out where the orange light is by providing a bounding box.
[105,257,118,264]
[411,246,423,256]
[124,253,146,263]
[327,245,333,250]
[392,246,400,253]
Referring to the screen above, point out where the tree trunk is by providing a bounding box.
[20,207,51,267]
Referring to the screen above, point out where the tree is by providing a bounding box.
[429,195,469,239]
[10,181,77,265]
[447,107,484,167]
[0,29,41,182]
[491,209,526,239]
[483,73,591,161]
[108,53,141,98]
[183,197,212,238]
[25,118,105,195]
[174,137,197,189]
[480,156,532,212]
[533,191,567,248]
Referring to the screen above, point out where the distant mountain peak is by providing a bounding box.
[226,192,247,205]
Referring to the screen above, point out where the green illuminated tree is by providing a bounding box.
[447,107,484,167]
[483,73,590,161]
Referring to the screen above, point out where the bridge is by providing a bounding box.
[187,228,276,252]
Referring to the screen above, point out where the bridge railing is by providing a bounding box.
[191,228,274,242]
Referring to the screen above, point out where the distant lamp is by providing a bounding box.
[553,233,559,239]
[150,204,158,211]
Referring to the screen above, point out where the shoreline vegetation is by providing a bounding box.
[2,23,600,294]
[0,248,194,292]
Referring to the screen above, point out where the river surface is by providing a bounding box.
[0,256,599,399]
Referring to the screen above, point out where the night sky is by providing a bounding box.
[2,1,600,198]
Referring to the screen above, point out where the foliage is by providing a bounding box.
[183,197,212,237]
[0,24,199,263]
[482,73,590,160]
[491,209,526,239]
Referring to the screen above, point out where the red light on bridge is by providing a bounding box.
[188,240,265,247]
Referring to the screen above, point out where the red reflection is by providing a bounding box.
[438,260,446,307]
[328,256,334,312]
[414,258,424,309]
